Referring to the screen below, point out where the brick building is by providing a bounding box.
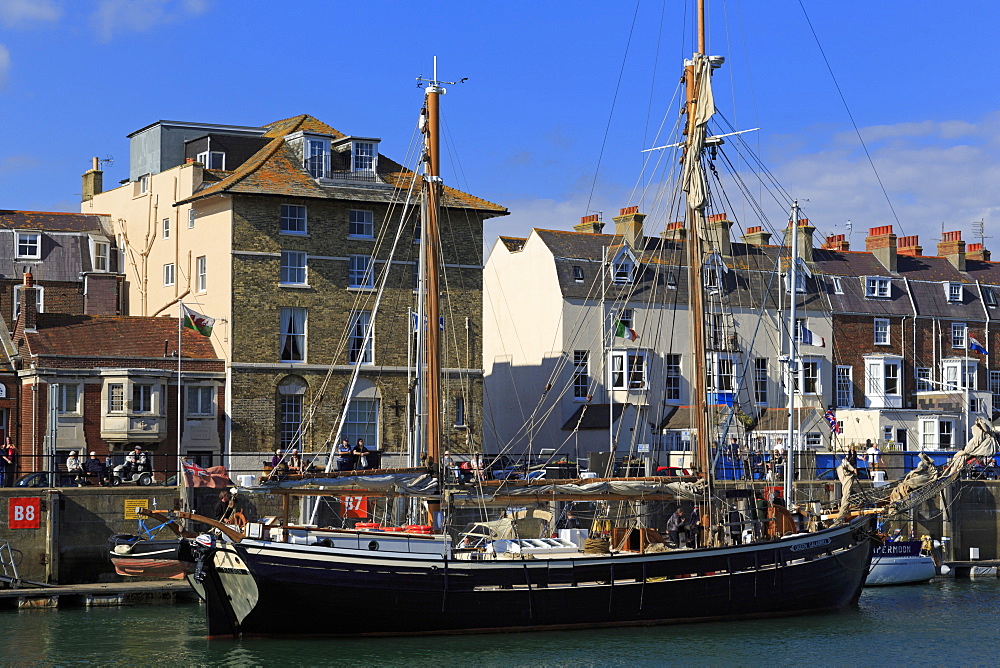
[6,274,224,480]
[81,115,506,468]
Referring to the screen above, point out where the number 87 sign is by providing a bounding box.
[9,498,41,529]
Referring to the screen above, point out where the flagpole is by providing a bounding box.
[178,301,183,480]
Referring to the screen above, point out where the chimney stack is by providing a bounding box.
[938,231,966,271]
[612,206,645,248]
[783,218,816,262]
[81,157,103,202]
[897,235,922,257]
[967,243,991,262]
[866,225,897,272]
[741,226,771,246]
[821,234,850,251]
[704,212,733,256]
[664,221,686,241]
[21,270,37,332]
[574,214,604,235]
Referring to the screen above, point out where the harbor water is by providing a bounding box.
[1,579,997,666]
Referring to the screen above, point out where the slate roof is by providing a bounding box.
[499,236,526,252]
[178,114,507,216]
[0,211,107,232]
[21,314,219,359]
[0,211,114,281]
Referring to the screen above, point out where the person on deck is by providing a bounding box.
[685,506,701,548]
[66,451,85,485]
[665,508,686,547]
[353,439,369,470]
[337,438,354,472]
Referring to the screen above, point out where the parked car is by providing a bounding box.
[14,472,77,487]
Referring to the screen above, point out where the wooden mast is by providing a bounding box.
[423,76,443,472]
[685,0,711,483]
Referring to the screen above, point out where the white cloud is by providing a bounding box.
[0,0,61,27]
[92,0,209,42]
[0,154,43,174]
[0,44,10,87]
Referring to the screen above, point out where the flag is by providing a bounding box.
[824,407,839,434]
[182,460,231,488]
[614,320,639,341]
[182,304,215,337]
[969,336,989,356]
[798,323,825,347]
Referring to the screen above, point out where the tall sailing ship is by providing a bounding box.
[153,2,879,638]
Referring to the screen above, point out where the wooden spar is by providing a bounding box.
[137,508,244,543]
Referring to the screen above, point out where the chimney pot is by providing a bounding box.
[612,208,646,248]
[573,214,604,235]
[937,230,966,270]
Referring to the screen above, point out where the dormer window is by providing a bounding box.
[667,271,677,290]
[832,277,844,294]
[703,251,729,290]
[783,272,807,293]
[985,286,997,308]
[865,276,890,298]
[946,282,963,303]
[611,248,636,284]
[352,141,377,173]
[305,138,331,178]
[572,266,584,282]
[91,238,110,272]
[196,151,225,170]
[16,232,41,259]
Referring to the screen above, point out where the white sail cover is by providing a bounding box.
[681,55,716,211]
[460,479,707,501]
[249,472,439,496]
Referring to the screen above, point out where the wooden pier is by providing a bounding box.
[0,580,196,609]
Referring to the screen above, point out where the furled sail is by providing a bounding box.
[681,55,716,211]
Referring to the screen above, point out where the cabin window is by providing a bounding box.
[946,282,963,303]
[836,366,853,408]
[280,204,308,234]
[349,255,374,289]
[665,354,682,402]
[349,310,373,365]
[280,307,307,362]
[572,350,589,400]
[754,358,768,405]
[349,210,375,238]
[952,322,967,349]
[873,318,890,345]
[864,277,890,298]
[280,251,307,285]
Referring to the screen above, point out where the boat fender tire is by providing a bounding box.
[368,540,379,551]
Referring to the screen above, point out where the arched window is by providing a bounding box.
[278,375,307,449]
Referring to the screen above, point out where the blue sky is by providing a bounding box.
[2,0,998,257]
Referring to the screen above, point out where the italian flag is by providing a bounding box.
[182,304,215,337]
[614,320,639,341]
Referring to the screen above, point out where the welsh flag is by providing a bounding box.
[182,304,215,337]
[614,320,639,341]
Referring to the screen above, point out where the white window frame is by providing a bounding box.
[187,386,215,417]
[162,217,171,240]
[196,150,225,170]
[864,355,903,408]
[952,322,967,349]
[280,204,308,235]
[990,370,1000,412]
[707,353,736,394]
[984,286,997,308]
[138,174,149,194]
[280,307,307,362]
[619,308,634,329]
[92,239,110,272]
[609,350,648,390]
[188,209,195,229]
[666,354,682,402]
[916,367,932,392]
[349,255,374,289]
[57,384,81,414]
[611,249,635,284]
[874,318,890,346]
[306,138,331,178]
[13,284,44,320]
[107,383,125,413]
[132,384,154,414]
[349,310,373,365]
[799,359,820,395]
[946,282,963,303]
[864,276,890,298]
[942,358,977,391]
[754,357,768,405]
[836,365,853,408]
[348,209,375,238]
[280,251,307,286]
[572,266,585,283]
[352,140,377,173]
[572,350,589,400]
[15,232,41,259]
[163,263,175,287]
[832,277,844,295]
[783,271,807,293]
[196,256,207,292]
[920,416,955,450]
